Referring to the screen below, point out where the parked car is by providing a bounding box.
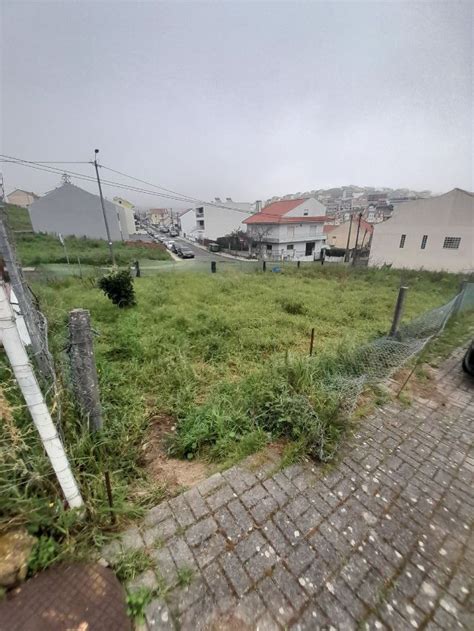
[462,341,474,376]
[177,246,195,259]
[208,243,220,252]
[169,230,179,237]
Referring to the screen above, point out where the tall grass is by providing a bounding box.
[0,265,466,563]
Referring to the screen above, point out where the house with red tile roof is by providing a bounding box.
[243,197,327,259]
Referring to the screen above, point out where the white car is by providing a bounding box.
[165,240,176,250]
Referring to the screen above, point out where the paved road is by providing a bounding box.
[103,347,473,631]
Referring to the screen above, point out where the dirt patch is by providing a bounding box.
[389,362,446,404]
[140,414,210,492]
[244,441,285,473]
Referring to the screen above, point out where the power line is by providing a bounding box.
[1,157,195,203]
[1,153,313,221]
[1,154,256,214]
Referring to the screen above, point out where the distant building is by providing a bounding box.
[243,197,327,260]
[7,189,39,208]
[324,217,374,250]
[186,198,254,242]
[179,208,196,237]
[29,182,134,241]
[369,188,473,273]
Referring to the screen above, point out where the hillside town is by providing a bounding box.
[9,181,473,273]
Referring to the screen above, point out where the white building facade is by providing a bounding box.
[243,197,327,260]
[29,182,135,241]
[369,189,473,273]
[181,199,254,242]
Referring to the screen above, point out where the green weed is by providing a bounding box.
[112,549,153,582]
[126,587,153,623]
[27,536,60,575]
[176,566,194,587]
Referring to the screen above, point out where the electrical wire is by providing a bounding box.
[2,155,255,213]
[1,153,319,220]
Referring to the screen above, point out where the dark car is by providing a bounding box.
[177,246,195,259]
[462,341,474,376]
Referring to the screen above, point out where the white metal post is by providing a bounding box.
[0,282,83,509]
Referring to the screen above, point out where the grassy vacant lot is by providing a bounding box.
[0,263,468,565]
[39,266,460,460]
[4,203,170,266]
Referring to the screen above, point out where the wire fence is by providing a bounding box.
[320,283,474,419]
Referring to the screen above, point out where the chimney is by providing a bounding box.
[255,200,262,213]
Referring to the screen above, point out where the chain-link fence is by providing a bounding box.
[319,283,474,419]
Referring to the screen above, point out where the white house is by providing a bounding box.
[369,188,474,273]
[243,197,327,260]
[183,198,254,242]
[29,182,135,241]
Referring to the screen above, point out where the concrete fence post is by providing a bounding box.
[0,283,83,509]
[68,309,103,431]
[211,261,217,274]
[389,286,408,338]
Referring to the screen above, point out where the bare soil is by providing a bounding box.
[140,414,210,492]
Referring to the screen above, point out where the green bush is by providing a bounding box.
[98,270,136,307]
[279,298,306,315]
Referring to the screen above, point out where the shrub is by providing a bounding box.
[280,298,306,315]
[98,270,136,307]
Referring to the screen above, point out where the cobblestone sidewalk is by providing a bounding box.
[103,347,473,630]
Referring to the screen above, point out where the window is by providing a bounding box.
[266,243,272,251]
[421,235,428,249]
[303,210,309,216]
[287,226,295,238]
[286,244,294,250]
[443,237,461,249]
[399,234,406,248]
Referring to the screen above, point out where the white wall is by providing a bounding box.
[117,205,136,237]
[180,209,197,237]
[248,222,325,243]
[284,198,327,218]
[197,202,253,241]
[29,183,128,241]
[369,190,474,273]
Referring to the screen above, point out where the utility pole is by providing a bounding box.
[352,212,363,266]
[344,214,353,263]
[93,149,115,266]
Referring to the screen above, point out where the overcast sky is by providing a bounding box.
[1,1,472,206]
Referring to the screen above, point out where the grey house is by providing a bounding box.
[28,182,134,241]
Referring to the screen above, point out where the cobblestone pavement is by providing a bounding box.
[103,347,473,630]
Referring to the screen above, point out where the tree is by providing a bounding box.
[246,224,272,257]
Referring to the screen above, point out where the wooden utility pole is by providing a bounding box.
[344,214,353,263]
[352,212,363,266]
[93,149,115,266]
[68,308,103,432]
